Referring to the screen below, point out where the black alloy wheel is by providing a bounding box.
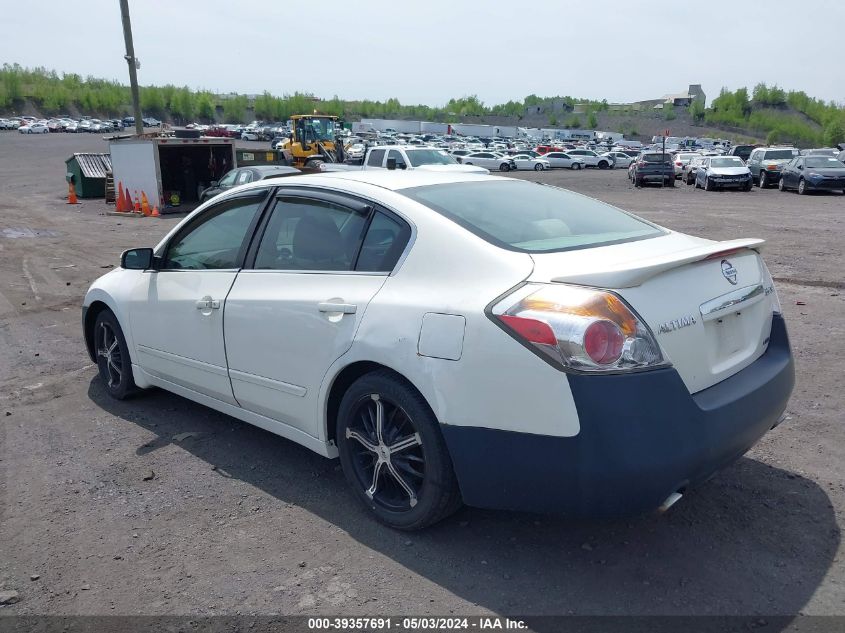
[337,371,461,530]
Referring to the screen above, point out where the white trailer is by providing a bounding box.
[110,137,236,213]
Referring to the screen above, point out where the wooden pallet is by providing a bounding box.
[105,171,115,203]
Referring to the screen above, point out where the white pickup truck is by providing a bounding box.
[326,145,489,174]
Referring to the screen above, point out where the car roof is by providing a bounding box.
[250,165,300,174]
[230,170,501,194]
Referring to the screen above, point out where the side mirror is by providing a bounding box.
[121,247,154,270]
[386,157,397,170]
[797,165,803,170]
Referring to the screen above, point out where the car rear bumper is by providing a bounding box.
[441,314,794,517]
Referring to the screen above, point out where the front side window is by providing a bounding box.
[401,180,663,253]
[254,197,368,271]
[387,149,406,167]
[163,195,265,270]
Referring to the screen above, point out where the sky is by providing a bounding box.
[1,0,843,107]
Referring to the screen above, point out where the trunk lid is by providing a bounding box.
[529,233,775,393]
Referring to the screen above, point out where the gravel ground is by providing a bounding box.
[0,133,843,621]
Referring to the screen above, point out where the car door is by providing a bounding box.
[223,189,411,435]
[786,158,801,187]
[128,190,269,404]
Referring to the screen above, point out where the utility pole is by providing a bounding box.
[119,0,144,136]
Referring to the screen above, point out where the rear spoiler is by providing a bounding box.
[551,238,765,288]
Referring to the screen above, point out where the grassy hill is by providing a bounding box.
[2,64,842,148]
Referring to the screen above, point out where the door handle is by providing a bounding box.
[195,298,220,310]
[318,302,357,314]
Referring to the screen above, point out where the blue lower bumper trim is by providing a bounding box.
[441,315,794,517]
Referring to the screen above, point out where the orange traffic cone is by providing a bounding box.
[116,182,124,212]
[151,203,161,217]
[141,192,150,216]
[67,181,79,205]
[123,189,132,213]
[133,192,141,214]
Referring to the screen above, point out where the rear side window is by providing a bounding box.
[254,198,369,271]
[356,212,411,272]
[367,149,385,167]
[400,180,663,253]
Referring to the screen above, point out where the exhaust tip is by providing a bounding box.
[658,491,684,513]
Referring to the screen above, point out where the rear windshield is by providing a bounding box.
[642,153,671,163]
[399,180,664,253]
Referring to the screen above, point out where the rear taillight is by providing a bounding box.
[766,164,778,170]
[491,284,667,373]
[675,161,683,166]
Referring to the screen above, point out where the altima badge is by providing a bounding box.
[721,259,738,285]
[658,315,697,334]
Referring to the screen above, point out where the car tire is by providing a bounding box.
[534,163,544,171]
[797,178,806,195]
[94,309,137,400]
[598,161,609,169]
[573,163,582,170]
[759,171,768,188]
[336,370,462,531]
[635,177,643,188]
[705,177,713,191]
[778,178,786,192]
[667,178,675,187]
[499,163,510,172]
[744,181,753,192]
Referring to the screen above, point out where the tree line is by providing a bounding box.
[2,64,843,146]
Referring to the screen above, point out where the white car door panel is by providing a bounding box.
[129,193,268,404]
[223,192,410,435]
[225,272,387,431]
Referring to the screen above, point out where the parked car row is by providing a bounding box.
[672,147,845,194]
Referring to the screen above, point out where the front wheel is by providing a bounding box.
[797,178,807,195]
[337,371,462,530]
[572,162,582,170]
[534,163,544,171]
[778,178,786,192]
[94,310,137,400]
[598,161,609,170]
[499,163,511,172]
[705,177,714,191]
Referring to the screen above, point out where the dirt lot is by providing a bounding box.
[0,133,843,621]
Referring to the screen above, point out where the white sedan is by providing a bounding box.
[542,152,586,169]
[83,171,794,529]
[19,123,50,134]
[509,153,551,171]
[459,151,517,172]
[604,152,635,169]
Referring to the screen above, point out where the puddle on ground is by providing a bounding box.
[1,227,62,238]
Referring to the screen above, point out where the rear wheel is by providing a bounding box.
[797,178,807,195]
[337,371,462,530]
[667,177,675,187]
[94,310,137,400]
[759,171,768,188]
